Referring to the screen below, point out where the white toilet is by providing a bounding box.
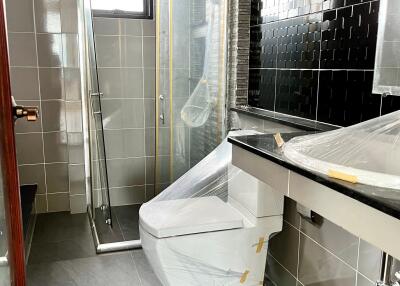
[139,166,284,286]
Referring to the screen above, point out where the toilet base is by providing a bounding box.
[140,215,282,286]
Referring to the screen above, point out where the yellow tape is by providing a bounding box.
[256,237,264,253]
[274,133,285,148]
[240,270,250,284]
[328,170,358,184]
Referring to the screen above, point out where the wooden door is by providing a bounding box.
[0,0,27,285]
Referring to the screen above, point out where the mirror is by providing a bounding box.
[373,0,400,96]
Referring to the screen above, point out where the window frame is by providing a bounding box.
[92,0,153,19]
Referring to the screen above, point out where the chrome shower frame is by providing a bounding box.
[77,0,142,253]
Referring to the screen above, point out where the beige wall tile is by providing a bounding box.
[8,33,37,67]
[5,0,35,32]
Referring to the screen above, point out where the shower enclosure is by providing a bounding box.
[79,0,228,251]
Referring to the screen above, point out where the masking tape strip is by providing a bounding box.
[240,270,250,284]
[274,133,285,148]
[256,237,264,254]
[328,170,358,184]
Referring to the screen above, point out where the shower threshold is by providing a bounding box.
[88,206,142,253]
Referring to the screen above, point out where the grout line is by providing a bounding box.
[269,252,298,281]
[355,237,361,286]
[249,68,375,72]
[69,194,86,197]
[296,218,301,280]
[109,184,146,189]
[129,251,144,286]
[315,21,323,121]
[141,19,148,202]
[31,0,49,212]
[357,271,376,284]
[298,227,359,273]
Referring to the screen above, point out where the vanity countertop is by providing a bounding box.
[229,132,400,259]
[228,133,400,220]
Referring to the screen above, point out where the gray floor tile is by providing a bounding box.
[132,249,162,286]
[32,212,91,244]
[28,211,160,286]
[94,208,125,244]
[114,205,141,241]
[27,253,141,286]
[29,237,97,264]
[29,212,96,264]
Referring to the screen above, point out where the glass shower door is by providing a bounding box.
[83,0,112,226]
[155,0,228,192]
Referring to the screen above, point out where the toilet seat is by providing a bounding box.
[139,196,244,238]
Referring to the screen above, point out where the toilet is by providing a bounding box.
[139,133,284,286]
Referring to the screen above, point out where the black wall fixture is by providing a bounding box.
[248,0,400,126]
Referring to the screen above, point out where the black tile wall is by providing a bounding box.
[248,69,276,109]
[317,70,381,125]
[275,69,319,119]
[248,0,399,127]
[381,94,400,115]
[320,1,379,69]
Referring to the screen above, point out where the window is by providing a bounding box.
[91,0,153,19]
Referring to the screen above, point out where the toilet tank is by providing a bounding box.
[228,166,284,218]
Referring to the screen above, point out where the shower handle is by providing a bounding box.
[159,94,165,124]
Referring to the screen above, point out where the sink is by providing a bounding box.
[283,110,400,190]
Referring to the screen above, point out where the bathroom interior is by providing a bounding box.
[0,0,400,285]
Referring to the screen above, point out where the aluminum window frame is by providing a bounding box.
[92,0,153,19]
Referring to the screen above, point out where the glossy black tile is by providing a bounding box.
[320,2,379,69]
[250,24,279,68]
[275,69,318,119]
[251,0,280,26]
[277,15,322,69]
[317,70,381,126]
[249,0,382,127]
[248,69,276,110]
[381,94,400,115]
[323,0,346,10]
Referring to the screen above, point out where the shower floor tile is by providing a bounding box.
[95,204,141,244]
[27,211,161,286]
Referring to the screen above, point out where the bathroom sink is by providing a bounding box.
[283,111,400,190]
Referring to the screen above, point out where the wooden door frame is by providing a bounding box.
[0,0,27,285]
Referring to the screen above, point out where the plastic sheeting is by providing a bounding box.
[150,130,253,203]
[139,130,284,286]
[180,1,215,128]
[283,110,400,189]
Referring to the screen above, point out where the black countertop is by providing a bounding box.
[228,133,400,220]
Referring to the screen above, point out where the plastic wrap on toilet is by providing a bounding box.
[283,110,400,189]
[139,130,283,286]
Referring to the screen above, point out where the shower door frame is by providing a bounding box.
[155,0,229,190]
[78,0,142,253]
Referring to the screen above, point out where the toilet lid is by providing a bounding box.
[139,196,244,238]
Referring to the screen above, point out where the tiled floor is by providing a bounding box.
[95,204,141,244]
[27,212,162,286]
